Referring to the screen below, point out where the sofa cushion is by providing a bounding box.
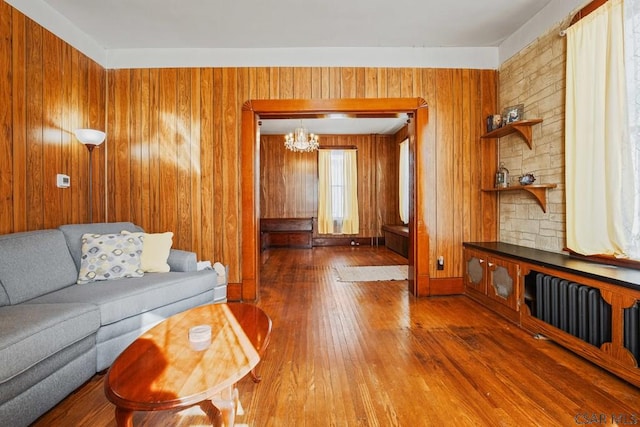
[77,233,144,284]
[0,303,100,385]
[0,284,10,307]
[0,230,78,305]
[28,270,215,326]
[121,230,173,273]
[167,249,198,272]
[140,232,173,272]
[59,222,142,271]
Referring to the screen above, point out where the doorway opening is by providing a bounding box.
[241,98,430,301]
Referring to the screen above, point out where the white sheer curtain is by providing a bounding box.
[317,149,359,235]
[399,139,409,224]
[341,150,360,234]
[624,0,640,259]
[565,0,635,258]
[317,150,334,234]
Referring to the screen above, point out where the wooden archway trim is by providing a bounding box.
[241,98,429,301]
[243,98,427,115]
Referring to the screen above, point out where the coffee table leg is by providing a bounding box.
[250,367,262,383]
[211,384,238,426]
[199,400,221,422]
[114,407,134,427]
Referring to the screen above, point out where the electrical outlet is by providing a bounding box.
[436,255,444,270]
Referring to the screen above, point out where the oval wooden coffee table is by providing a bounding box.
[104,303,272,426]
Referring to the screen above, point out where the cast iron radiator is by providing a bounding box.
[534,273,612,347]
[624,302,640,362]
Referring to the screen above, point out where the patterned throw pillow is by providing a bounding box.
[77,233,144,284]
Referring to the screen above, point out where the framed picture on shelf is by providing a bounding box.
[485,114,503,132]
[491,114,502,130]
[502,104,524,124]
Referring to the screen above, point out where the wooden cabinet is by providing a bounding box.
[382,225,409,258]
[260,218,313,249]
[464,248,520,322]
[464,241,640,388]
[464,249,486,294]
[485,255,520,311]
[264,232,312,248]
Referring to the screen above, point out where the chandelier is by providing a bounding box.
[284,122,319,152]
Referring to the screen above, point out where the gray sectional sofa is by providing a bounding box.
[0,222,222,426]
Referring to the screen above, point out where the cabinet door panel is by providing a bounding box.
[487,256,520,310]
[464,249,486,293]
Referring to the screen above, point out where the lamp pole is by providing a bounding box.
[84,143,96,223]
[74,129,105,224]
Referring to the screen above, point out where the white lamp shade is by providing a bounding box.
[75,129,106,145]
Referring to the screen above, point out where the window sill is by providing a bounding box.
[565,248,640,271]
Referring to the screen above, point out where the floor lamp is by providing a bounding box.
[75,129,106,223]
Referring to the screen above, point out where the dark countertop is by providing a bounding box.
[464,242,640,291]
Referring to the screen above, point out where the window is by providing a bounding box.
[624,0,640,260]
[399,138,409,224]
[565,0,640,263]
[330,151,345,220]
[318,149,359,235]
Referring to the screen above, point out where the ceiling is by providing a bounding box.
[41,0,555,50]
[260,115,409,136]
[8,0,589,69]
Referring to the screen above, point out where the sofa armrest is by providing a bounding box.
[167,249,197,272]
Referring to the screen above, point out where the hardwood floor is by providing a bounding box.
[34,247,639,426]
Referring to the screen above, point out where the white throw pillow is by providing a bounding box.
[122,230,173,273]
[77,233,144,284]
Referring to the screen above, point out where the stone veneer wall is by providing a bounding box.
[497,13,575,253]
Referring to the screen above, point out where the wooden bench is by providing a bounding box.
[260,218,313,249]
[382,224,409,258]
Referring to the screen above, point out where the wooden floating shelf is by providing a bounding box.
[482,184,558,213]
[481,119,543,149]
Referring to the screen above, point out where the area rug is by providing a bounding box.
[334,265,408,282]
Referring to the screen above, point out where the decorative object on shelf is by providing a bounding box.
[518,173,536,185]
[284,121,319,152]
[502,103,524,124]
[492,114,503,129]
[75,128,106,223]
[495,162,509,188]
[486,114,502,132]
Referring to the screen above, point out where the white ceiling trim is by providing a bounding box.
[7,0,586,70]
[6,0,107,66]
[106,47,499,70]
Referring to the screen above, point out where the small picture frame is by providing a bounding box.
[491,114,502,130]
[486,114,503,132]
[502,104,524,124]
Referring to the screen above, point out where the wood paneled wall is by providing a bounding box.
[260,133,400,238]
[1,0,497,292]
[260,134,319,220]
[106,67,496,289]
[0,2,106,234]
